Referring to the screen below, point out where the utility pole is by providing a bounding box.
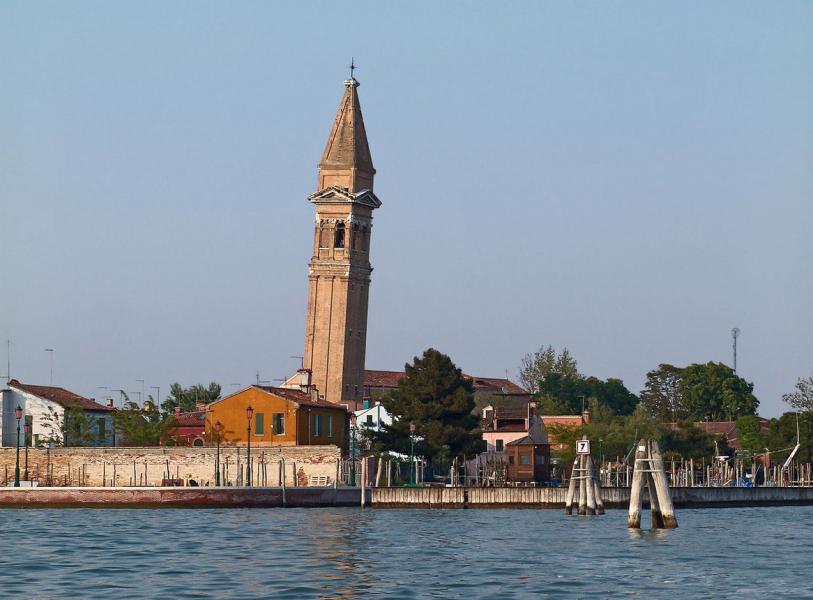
[151,386,160,408]
[731,328,741,373]
[45,348,54,385]
[4,339,10,384]
[137,379,145,407]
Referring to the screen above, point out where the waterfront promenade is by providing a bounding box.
[2,485,813,509]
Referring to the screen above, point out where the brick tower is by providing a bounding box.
[302,74,381,409]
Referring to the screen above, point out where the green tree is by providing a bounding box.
[518,345,579,393]
[765,412,813,464]
[782,375,813,412]
[161,382,221,415]
[114,401,176,446]
[371,348,481,466]
[736,415,765,457]
[537,373,638,416]
[39,407,108,447]
[639,364,686,421]
[680,362,758,421]
[660,420,720,459]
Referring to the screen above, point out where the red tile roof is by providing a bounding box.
[173,410,206,427]
[364,370,405,388]
[254,386,347,412]
[364,370,529,395]
[8,380,114,412]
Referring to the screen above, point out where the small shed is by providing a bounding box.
[505,418,550,484]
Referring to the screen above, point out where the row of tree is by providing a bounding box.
[520,345,761,420]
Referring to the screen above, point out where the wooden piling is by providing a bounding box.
[577,455,588,515]
[650,440,677,528]
[564,457,578,515]
[585,455,596,515]
[627,439,646,528]
[593,478,605,515]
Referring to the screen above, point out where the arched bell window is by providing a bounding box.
[334,222,345,248]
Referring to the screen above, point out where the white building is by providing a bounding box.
[1,379,115,447]
[353,401,391,432]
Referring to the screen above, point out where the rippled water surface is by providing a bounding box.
[1,506,812,599]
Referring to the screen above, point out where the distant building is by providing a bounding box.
[505,418,550,484]
[206,386,348,451]
[540,413,591,451]
[167,408,206,447]
[354,401,390,432]
[663,419,769,451]
[363,369,530,407]
[1,379,115,447]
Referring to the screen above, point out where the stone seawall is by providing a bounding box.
[0,446,342,487]
[371,486,813,508]
[1,485,812,509]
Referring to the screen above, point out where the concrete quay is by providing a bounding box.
[1,486,812,509]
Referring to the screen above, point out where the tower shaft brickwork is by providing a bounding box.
[302,76,381,409]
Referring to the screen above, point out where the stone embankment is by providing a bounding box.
[0,446,341,487]
[2,485,813,509]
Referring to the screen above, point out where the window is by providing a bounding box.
[495,439,504,452]
[327,415,333,438]
[366,415,374,426]
[319,224,330,249]
[314,414,322,436]
[193,438,204,447]
[255,413,264,435]
[334,222,345,248]
[520,455,530,465]
[97,418,106,441]
[273,413,285,435]
[508,456,514,465]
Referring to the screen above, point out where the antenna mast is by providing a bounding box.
[731,328,740,373]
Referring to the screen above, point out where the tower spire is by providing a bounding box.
[317,69,375,193]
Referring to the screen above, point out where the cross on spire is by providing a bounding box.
[349,57,356,79]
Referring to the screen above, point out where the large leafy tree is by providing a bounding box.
[639,364,686,421]
[537,373,638,416]
[736,415,766,456]
[680,362,758,421]
[518,345,579,393]
[161,382,221,415]
[765,412,813,463]
[782,375,813,412]
[371,348,481,465]
[114,401,176,446]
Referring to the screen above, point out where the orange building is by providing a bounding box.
[205,386,348,451]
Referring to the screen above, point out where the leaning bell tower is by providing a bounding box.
[302,72,381,409]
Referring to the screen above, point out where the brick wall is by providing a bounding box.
[0,445,342,487]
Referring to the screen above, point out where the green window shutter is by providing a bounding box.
[314,415,322,436]
[327,415,333,437]
[255,413,264,435]
[273,413,285,435]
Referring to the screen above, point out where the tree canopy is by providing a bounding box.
[782,375,813,412]
[518,345,579,393]
[113,401,176,446]
[536,373,638,416]
[680,362,758,421]
[161,382,221,414]
[639,364,686,421]
[370,348,481,466]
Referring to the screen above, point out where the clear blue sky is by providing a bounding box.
[2,2,811,416]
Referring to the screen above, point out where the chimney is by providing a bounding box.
[175,406,182,417]
[107,399,114,408]
[298,368,312,393]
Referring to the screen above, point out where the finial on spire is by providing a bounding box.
[344,58,359,88]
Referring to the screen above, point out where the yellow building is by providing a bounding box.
[206,386,348,450]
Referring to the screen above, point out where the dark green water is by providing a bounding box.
[1,506,811,599]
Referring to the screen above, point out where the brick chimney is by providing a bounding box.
[175,406,182,417]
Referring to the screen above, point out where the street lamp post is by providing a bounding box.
[24,421,30,481]
[14,405,22,487]
[409,421,416,486]
[214,421,223,486]
[246,405,254,487]
[349,413,357,486]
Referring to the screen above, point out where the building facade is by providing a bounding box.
[206,386,348,450]
[301,74,381,410]
[1,380,115,447]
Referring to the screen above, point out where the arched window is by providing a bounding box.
[334,222,345,248]
[319,223,330,249]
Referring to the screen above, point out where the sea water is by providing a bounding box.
[1,506,811,599]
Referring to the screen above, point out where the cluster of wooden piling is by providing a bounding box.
[627,439,677,529]
[564,442,605,516]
